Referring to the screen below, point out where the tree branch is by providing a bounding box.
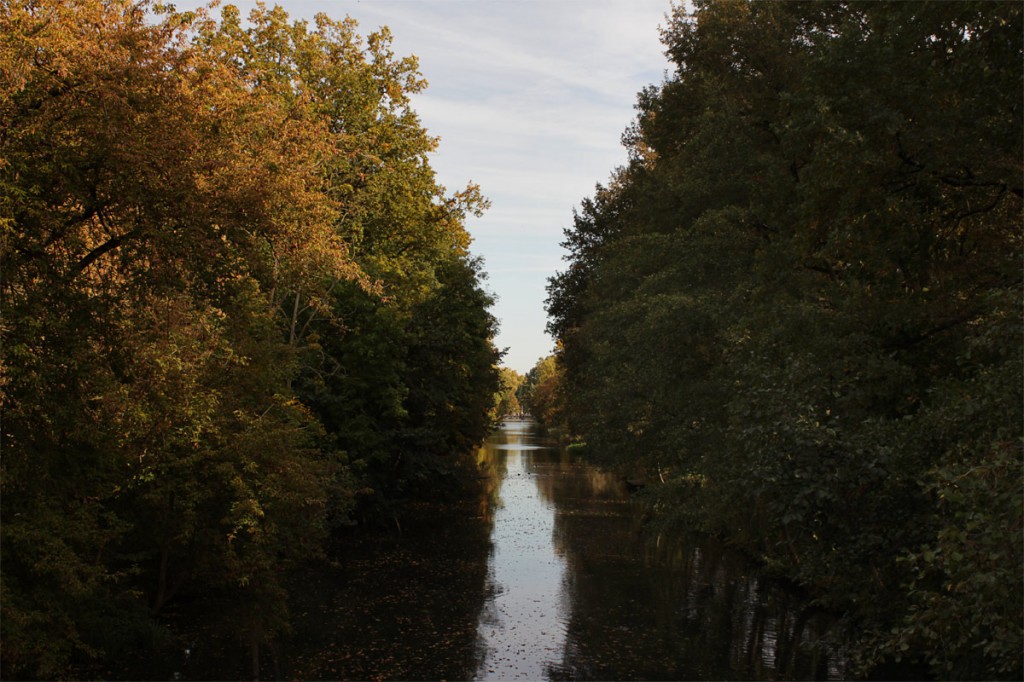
[70,228,139,276]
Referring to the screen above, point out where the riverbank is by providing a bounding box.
[99,421,851,681]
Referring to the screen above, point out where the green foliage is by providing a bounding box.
[547,2,1023,678]
[494,367,525,418]
[518,355,566,434]
[402,256,501,477]
[1,0,499,677]
[882,444,1023,679]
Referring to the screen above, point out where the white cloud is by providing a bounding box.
[351,1,671,97]
[359,1,674,371]
[413,95,629,152]
[171,0,675,372]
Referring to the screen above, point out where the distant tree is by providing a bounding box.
[518,355,565,433]
[495,368,525,417]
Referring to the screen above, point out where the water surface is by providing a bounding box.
[472,419,845,680]
[139,419,845,680]
[476,420,568,679]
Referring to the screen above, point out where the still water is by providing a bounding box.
[476,421,569,679]
[471,419,845,681]
[156,419,844,680]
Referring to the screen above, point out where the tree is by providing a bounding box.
[547,2,1022,677]
[518,355,565,433]
[2,1,501,676]
[495,367,525,418]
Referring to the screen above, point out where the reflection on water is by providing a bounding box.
[474,419,846,681]
[475,421,568,680]
[148,419,844,680]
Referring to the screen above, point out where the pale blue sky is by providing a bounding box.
[179,0,676,373]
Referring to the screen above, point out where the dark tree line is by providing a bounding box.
[546,2,1022,678]
[1,1,499,677]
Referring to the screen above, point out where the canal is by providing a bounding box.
[472,419,845,681]
[155,419,846,680]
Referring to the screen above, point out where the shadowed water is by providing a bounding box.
[472,419,846,681]
[131,419,845,680]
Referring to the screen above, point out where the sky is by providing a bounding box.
[181,0,677,373]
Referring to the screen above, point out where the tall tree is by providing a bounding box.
[2,1,501,676]
[547,2,1022,678]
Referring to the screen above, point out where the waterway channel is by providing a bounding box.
[154,419,846,680]
[471,419,845,681]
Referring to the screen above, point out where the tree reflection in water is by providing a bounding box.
[478,419,847,681]
[151,420,845,680]
[475,421,568,680]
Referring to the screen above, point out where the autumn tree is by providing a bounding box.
[1,1,500,677]
[518,355,564,432]
[200,4,502,522]
[494,367,525,417]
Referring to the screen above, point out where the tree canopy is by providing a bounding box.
[518,355,565,432]
[547,2,1022,678]
[1,1,499,677]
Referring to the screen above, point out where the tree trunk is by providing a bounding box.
[250,621,261,682]
[152,544,170,615]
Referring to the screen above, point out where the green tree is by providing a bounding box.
[1,1,501,677]
[201,3,501,529]
[547,2,1022,678]
[495,367,525,418]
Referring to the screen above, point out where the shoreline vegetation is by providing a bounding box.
[2,1,1021,680]
[2,2,500,678]
[541,2,1022,680]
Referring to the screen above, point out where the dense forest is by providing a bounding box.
[4,0,1023,679]
[1,1,500,677]
[545,1,1022,679]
